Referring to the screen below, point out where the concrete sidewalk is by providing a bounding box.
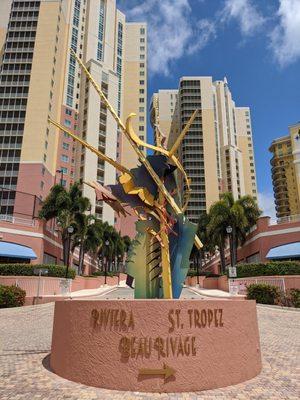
[188,285,245,299]
[33,282,125,304]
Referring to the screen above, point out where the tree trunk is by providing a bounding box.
[78,243,85,275]
[219,245,226,274]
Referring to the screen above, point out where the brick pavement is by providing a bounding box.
[0,297,299,399]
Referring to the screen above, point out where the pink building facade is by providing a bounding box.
[0,217,97,274]
[205,216,300,274]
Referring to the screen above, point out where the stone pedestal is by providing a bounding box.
[50,299,261,393]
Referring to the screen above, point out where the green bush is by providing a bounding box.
[289,289,300,308]
[235,261,300,278]
[187,269,219,278]
[0,285,26,308]
[246,283,281,305]
[91,270,117,277]
[0,264,75,279]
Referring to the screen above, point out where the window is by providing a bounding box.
[40,181,44,190]
[61,167,68,174]
[140,63,145,68]
[139,98,144,103]
[66,108,72,116]
[140,54,145,60]
[61,154,69,162]
[140,46,145,51]
[139,116,144,122]
[140,80,144,85]
[139,126,144,131]
[140,71,145,76]
[61,179,67,187]
[62,142,69,150]
[64,119,71,127]
[140,37,145,43]
[139,89,144,94]
[140,27,145,35]
[139,107,144,112]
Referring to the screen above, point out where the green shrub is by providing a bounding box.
[0,285,26,308]
[0,264,75,279]
[246,283,281,305]
[187,269,220,278]
[91,270,116,277]
[235,261,300,278]
[289,289,300,308]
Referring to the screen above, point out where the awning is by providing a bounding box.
[0,241,37,260]
[266,242,300,260]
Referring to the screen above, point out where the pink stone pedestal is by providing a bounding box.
[50,299,262,393]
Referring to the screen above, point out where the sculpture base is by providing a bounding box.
[50,299,261,393]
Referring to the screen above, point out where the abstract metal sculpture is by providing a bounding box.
[48,49,202,299]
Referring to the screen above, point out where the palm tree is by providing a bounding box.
[39,183,91,266]
[72,215,103,275]
[208,192,261,272]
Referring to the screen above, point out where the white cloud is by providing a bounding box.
[122,0,216,76]
[270,0,300,67]
[220,0,265,36]
[258,191,276,223]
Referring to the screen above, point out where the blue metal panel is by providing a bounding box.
[0,241,37,260]
[266,242,300,260]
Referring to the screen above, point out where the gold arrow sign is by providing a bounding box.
[139,363,176,379]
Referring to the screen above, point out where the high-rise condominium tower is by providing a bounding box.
[0,0,147,226]
[151,77,257,223]
[269,122,300,219]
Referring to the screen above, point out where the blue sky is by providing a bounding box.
[118,0,300,219]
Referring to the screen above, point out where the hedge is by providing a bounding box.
[246,283,281,305]
[234,261,300,278]
[289,289,300,308]
[0,264,76,279]
[0,284,26,308]
[187,269,220,278]
[91,271,118,277]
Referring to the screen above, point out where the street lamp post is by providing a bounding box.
[117,254,122,286]
[104,240,109,285]
[66,225,74,279]
[196,250,201,285]
[226,225,233,268]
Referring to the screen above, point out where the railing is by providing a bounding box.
[277,214,300,224]
[233,277,286,294]
[0,214,36,226]
[13,277,71,297]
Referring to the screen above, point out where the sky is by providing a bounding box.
[118,0,300,220]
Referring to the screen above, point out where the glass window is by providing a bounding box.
[61,154,69,162]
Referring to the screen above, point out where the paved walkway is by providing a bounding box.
[0,289,299,399]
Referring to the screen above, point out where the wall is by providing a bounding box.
[205,216,300,272]
[0,273,127,298]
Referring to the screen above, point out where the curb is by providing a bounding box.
[257,303,300,312]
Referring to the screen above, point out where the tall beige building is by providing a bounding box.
[0,0,147,226]
[120,22,147,170]
[269,123,300,219]
[151,77,257,223]
[0,0,71,217]
[150,90,178,146]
